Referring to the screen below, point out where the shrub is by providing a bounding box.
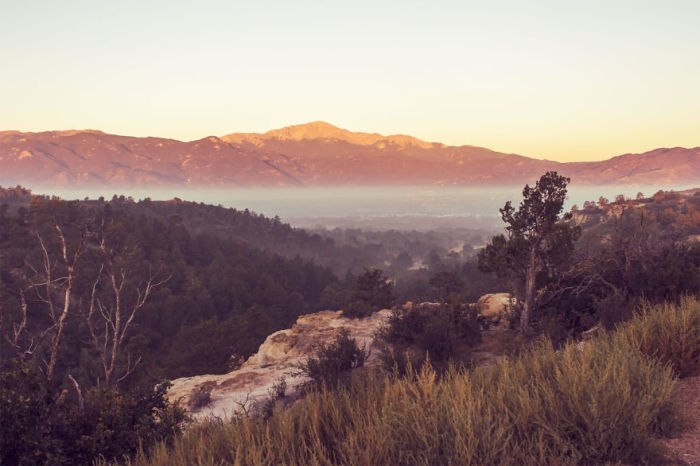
[297,329,367,390]
[187,383,214,411]
[255,376,289,420]
[271,375,287,399]
[58,382,189,464]
[0,368,188,465]
[378,302,481,372]
[0,364,51,465]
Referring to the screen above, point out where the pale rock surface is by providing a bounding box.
[168,309,391,420]
[477,293,516,327]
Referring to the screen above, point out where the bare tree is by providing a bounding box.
[84,241,167,386]
[25,224,85,382]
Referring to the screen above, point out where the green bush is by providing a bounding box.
[378,302,481,372]
[297,329,367,390]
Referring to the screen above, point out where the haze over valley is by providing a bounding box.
[29,184,692,231]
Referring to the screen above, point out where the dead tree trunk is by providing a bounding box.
[85,255,166,386]
[31,225,84,382]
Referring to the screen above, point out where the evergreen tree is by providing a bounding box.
[478,172,580,330]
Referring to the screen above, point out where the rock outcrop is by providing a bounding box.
[168,309,391,419]
[477,293,516,328]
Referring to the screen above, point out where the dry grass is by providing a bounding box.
[112,298,700,466]
[614,296,700,378]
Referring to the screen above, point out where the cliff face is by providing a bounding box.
[168,309,391,419]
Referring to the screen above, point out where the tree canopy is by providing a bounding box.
[344,268,395,318]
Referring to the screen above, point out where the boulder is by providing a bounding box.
[477,293,516,327]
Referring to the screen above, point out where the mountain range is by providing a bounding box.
[1,122,698,187]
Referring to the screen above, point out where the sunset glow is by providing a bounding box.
[1,0,698,161]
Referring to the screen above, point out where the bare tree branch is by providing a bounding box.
[68,373,84,414]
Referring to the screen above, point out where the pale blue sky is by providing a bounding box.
[1,0,698,161]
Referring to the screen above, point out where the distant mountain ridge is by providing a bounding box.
[1,122,698,187]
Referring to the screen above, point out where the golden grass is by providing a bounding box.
[614,296,700,378]
[115,298,700,466]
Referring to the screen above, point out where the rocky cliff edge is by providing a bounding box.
[168,309,391,420]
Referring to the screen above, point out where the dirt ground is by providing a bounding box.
[662,375,700,465]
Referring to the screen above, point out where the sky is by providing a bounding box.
[1,0,699,162]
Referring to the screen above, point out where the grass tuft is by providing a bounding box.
[614,296,700,378]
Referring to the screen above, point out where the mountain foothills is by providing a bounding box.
[1,122,698,187]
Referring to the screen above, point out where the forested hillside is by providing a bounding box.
[79,194,492,277]
[0,186,498,384]
[0,187,338,383]
[4,185,696,383]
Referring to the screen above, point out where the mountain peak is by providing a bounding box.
[50,129,106,137]
[223,122,437,149]
[265,121,352,141]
